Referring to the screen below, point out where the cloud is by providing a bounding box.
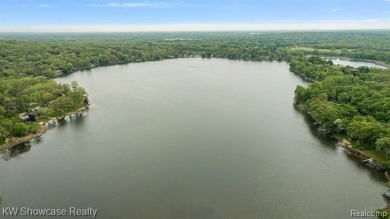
[329,8,341,12]
[18,4,53,8]
[38,4,52,8]
[90,2,177,8]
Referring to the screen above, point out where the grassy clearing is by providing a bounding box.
[363,150,389,164]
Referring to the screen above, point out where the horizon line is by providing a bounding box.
[1,22,389,32]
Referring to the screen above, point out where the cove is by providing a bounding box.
[0,58,386,218]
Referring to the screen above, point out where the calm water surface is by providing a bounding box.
[331,58,387,69]
[0,58,386,219]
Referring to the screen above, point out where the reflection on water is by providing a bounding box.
[0,114,87,162]
[0,142,32,162]
[0,59,387,218]
[342,151,388,183]
[300,111,338,150]
[297,108,388,183]
[330,58,387,69]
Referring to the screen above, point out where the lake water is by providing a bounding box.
[330,58,387,69]
[0,58,386,218]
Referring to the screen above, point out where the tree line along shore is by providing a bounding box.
[0,31,390,168]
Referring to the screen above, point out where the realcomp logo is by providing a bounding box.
[351,209,388,218]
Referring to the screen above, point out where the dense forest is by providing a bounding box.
[0,31,390,161]
[1,31,389,78]
[294,58,390,153]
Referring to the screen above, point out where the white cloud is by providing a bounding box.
[329,8,341,12]
[38,4,52,8]
[90,2,176,8]
[1,20,389,32]
[18,4,52,8]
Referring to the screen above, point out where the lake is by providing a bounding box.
[0,58,386,218]
[330,58,387,69]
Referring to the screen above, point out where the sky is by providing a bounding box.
[0,0,389,32]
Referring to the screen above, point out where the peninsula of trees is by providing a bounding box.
[0,78,87,144]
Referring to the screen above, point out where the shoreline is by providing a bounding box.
[3,58,389,168]
[321,56,390,68]
[337,139,387,170]
[296,104,390,210]
[0,125,47,152]
[298,105,389,171]
[0,105,89,153]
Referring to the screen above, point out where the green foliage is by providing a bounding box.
[1,31,389,78]
[347,116,386,149]
[307,97,358,134]
[290,57,342,81]
[289,33,390,152]
[375,209,389,219]
[0,77,88,140]
[294,85,310,104]
[376,137,390,158]
[0,31,389,148]
[295,63,390,150]
[11,123,29,137]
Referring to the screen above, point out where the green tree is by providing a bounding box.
[376,137,390,158]
[12,123,29,137]
[347,116,386,149]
